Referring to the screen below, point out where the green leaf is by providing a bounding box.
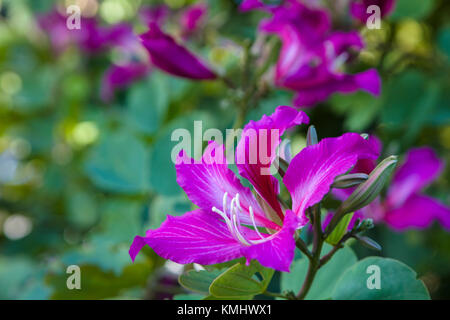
[438,26,450,60]
[332,257,430,300]
[126,73,169,135]
[84,129,150,194]
[209,261,274,298]
[46,263,152,300]
[148,194,191,229]
[179,269,224,294]
[390,0,435,20]
[330,92,381,131]
[149,111,217,195]
[281,244,357,300]
[173,294,205,300]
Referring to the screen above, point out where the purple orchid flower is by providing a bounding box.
[350,0,396,24]
[129,106,378,271]
[333,137,450,231]
[100,62,151,102]
[140,22,216,80]
[240,0,381,107]
[180,3,208,38]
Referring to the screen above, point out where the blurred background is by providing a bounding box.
[0,0,449,299]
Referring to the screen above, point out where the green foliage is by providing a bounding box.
[281,244,358,300]
[0,0,449,301]
[332,257,430,300]
[209,261,275,298]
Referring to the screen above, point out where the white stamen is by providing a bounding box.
[211,192,274,247]
[249,206,265,240]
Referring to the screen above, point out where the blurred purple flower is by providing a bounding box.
[140,23,216,80]
[333,137,450,231]
[138,4,169,27]
[350,0,396,23]
[38,10,135,54]
[100,62,151,102]
[180,3,208,38]
[129,106,377,271]
[240,0,381,107]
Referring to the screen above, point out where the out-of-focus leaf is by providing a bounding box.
[332,257,430,300]
[46,263,152,300]
[390,0,435,20]
[149,111,218,196]
[84,129,150,194]
[13,66,59,112]
[126,72,169,135]
[330,91,381,131]
[0,257,51,300]
[147,194,191,229]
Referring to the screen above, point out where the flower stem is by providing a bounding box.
[263,290,293,300]
[296,205,324,299]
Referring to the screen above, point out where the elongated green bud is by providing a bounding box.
[306,125,318,146]
[338,155,398,214]
[332,173,369,189]
[355,235,382,251]
[326,212,354,245]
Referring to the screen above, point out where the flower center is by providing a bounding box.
[212,193,275,246]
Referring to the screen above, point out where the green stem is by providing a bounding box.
[263,290,292,300]
[296,205,324,299]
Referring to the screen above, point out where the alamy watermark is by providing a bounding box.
[66,5,81,30]
[66,265,81,290]
[366,264,381,289]
[366,5,381,30]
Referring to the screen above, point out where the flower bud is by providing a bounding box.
[332,173,369,189]
[306,125,318,146]
[326,212,354,245]
[338,155,397,214]
[355,235,382,251]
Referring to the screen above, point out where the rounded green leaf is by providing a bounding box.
[209,262,274,298]
[281,244,357,300]
[332,257,430,300]
[179,269,224,294]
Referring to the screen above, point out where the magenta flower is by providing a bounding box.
[100,62,151,102]
[138,4,169,27]
[140,23,216,80]
[38,10,134,54]
[180,3,208,38]
[240,0,381,107]
[350,0,396,24]
[333,137,450,231]
[130,106,377,271]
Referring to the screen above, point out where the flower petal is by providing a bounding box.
[241,210,298,272]
[387,147,444,208]
[384,194,450,231]
[236,106,309,218]
[100,62,150,102]
[140,23,216,80]
[284,133,378,226]
[176,141,278,229]
[292,69,381,107]
[130,209,245,265]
